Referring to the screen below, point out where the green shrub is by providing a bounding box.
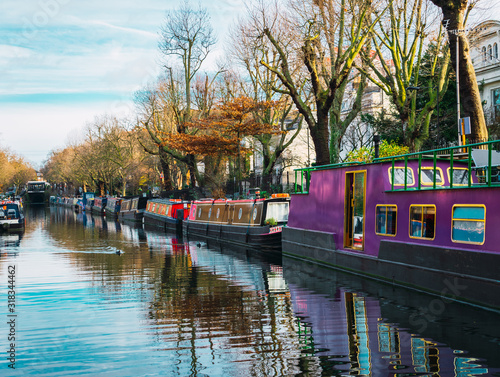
[265,217,277,226]
[345,140,409,163]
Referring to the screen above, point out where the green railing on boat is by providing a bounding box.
[294,161,364,194]
[293,140,500,194]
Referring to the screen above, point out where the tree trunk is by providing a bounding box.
[430,0,488,141]
[309,109,331,166]
[159,148,173,191]
[187,154,197,188]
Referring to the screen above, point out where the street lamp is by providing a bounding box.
[445,25,487,146]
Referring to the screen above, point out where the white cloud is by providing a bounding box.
[0,0,247,166]
[0,100,136,167]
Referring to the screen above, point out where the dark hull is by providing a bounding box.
[91,207,105,216]
[119,210,144,222]
[184,221,282,253]
[105,210,119,218]
[0,221,25,233]
[143,212,178,232]
[282,227,500,310]
[26,192,45,204]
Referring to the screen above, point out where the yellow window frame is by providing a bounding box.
[375,204,397,236]
[419,167,444,186]
[446,167,469,186]
[451,204,486,245]
[388,167,415,186]
[409,204,436,240]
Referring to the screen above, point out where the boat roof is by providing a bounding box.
[148,198,190,204]
[0,200,21,206]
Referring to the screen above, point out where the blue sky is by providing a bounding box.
[1,0,499,168]
[0,0,245,167]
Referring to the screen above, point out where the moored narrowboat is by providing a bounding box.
[77,192,95,212]
[92,197,107,215]
[119,196,148,222]
[26,181,48,204]
[143,199,190,232]
[0,200,25,232]
[283,140,500,310]
[183,194,290,251]
[105,197,122,218]
[85,197,94,212]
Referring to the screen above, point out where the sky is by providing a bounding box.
[1,0,499,169]
[0,0,246,168]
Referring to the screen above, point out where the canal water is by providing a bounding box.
[1,206,499,376]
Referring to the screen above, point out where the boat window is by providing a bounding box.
[409,205,436,240]
[265,202,289,223]
[420,167,444,186]
[388,167,415,186]
[452,205,485,244]
[375,205,397,236]
[447,168,469,186]
[0,205,19,219]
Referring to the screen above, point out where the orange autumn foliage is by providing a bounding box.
[166,96,282,156]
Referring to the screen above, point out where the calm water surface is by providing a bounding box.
[0,206,499,376]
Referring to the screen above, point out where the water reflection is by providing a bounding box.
[283,256,500,376]
[0,206,498,376]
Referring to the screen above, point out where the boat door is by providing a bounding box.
[345,171,366,250]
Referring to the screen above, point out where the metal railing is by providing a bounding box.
[292,139,500,194]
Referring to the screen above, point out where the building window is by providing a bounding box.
[482,46,487,62]
[494,43,499,59]
[493,88,500,119]
[409,205,436,239]
[376,205,397,236]
[388,167,415,186]
[452,205,485,244]
[420,167,444,186]
[488,44,492,60]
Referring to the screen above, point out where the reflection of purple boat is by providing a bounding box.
[286,280,495,374]
[284,141,500,309]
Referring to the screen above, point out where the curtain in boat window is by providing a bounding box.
[265,202,289,223]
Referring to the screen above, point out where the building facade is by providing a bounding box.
[471,20,500,126]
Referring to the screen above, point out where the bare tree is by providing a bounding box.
[157,0,217,185]
[229,19,304,191]
[361,0,451,151]
[247,0,389,165]
[159,1,216,122]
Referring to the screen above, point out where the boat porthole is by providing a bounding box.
[238,208,243,220]
[198,208,202,218]
[253,208,257,221]
[216,208,220,219]
[208,208,212,218]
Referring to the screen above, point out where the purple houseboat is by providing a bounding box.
[283,141,500,310]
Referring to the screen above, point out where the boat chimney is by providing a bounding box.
[373,134,380,159]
